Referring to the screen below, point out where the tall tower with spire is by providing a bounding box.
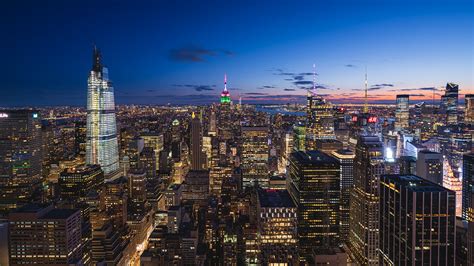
[86,46,120,177]
[220,74,231,104]
[305,64,335,149]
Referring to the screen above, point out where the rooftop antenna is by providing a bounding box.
[363,66,368,113]
[224,73,227,92]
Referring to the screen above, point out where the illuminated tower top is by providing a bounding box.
[220,74,231,104]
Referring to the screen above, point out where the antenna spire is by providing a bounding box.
[364,66,368,113]
[224,73,227,92]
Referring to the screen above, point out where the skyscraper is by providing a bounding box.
[331,148,355,244]
[0,110,42,212]
[257,189,298,264]
[220,74,231,104]
[465,94,474,123]
[241,126,269,188]
[349,136,384,265]
[379,175,456,265]
[305,65,335,149]
[445,82,459,125]
[416,150,443,185]
[86,46,120,176]
[462,153,474,220]
[59,164,104,201]
[395,94,409,131]
[288,150,340,260]
[9,204,83,265]
[190,112,204,170]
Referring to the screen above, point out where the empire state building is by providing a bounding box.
[86,46,119,176]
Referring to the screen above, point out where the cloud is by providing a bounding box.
[169,46,234,62]
[293,80,313,85]
[389,86,438,92]
[172,84,216,91]
[258,85,276,89]
[299,84,330,90]
[372,83,394,87]
[284,88,296,91]
[345,64,357,68]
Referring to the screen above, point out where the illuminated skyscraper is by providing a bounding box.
[0,110,42,212]
[331,148,355,244]
[9,204,83,265]
[257,189,298,264]
[349,136,384,265]
[465,94,474,123]
[86,46,120,176]
[220,74,232,104]
[463,154,474,220]
[379,175,456,265]
[395,94,409,131]
[306,65,335,149]
[190,112,204,170]
[288,150,340,261]
[444,82,459,125]
[241,126,269,188]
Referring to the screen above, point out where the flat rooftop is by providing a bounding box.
[258,189,295,208]
[383,175,450,193]
[292,150,339,165]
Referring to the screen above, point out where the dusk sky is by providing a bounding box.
[2,0,473,106]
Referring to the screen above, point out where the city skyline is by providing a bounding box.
[2,0,473,106]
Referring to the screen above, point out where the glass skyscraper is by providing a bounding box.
[395,94,409,131]
[86,47,119,176]
[444,82,459,125]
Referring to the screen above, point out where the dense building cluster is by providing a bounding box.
[0,47,473,265]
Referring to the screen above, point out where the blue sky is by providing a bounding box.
[1,0,473,106]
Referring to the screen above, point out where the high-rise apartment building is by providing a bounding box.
[395,94,409,131]
[86,46,120,176]
[331,148,355,244]
[288,150,340,260]
[241,126,269,188]
[349,136,384,265]
[0,109,42,212]
[379,175,456,265]
[9,204,83,265]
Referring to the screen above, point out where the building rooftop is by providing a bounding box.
[40,209,80,220]
[383,175,451,193]
[258,189,295,208]
[292,150,339,165]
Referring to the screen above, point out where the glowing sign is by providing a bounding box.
[352,116,358,122]
[0,113,8,118]
[32,113,38,118]
[368,116,377,123]
[385,147,395,162]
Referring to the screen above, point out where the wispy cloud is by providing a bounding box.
[169,46,234,62]
[257,85,277,89]
[284,88,296,91]
[172,84,216,91]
